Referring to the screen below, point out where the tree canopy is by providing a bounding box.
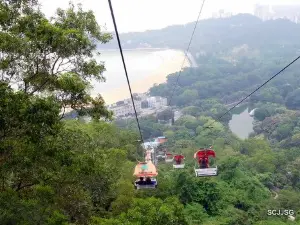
[0,0,112,119]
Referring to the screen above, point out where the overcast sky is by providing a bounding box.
[40,0,300,33]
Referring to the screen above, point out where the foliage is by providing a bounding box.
[285,88,300,110]
[0,0,112,119]
[102,14,300,59]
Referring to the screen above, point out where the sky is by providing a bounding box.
[40,0,300,33]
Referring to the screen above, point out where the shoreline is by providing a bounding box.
[98,47,197,67]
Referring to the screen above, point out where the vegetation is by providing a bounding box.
[110,12,300,225]
[1,1,300,224]
[0,0,112,119]
[101,14,300,58]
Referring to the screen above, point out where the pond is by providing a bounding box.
[228,105,254,139]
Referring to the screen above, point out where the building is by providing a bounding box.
[142,141,160,149]
[109,99,142,117]
[212,10,233,19]
[147,96,167,109]
[142,137,167,150]
[108,94,167,118]
[155,136,168,144]
[254,4,300,23]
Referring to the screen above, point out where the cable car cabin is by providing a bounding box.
[145,149,152,162]
[133,161,158,189]
[165,152,173,163]
[194,148,218,177]
[173,154,185,169]
[156,154,165,162]
[156,150,166,160]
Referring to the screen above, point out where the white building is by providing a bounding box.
[147,96,167,109]
[109,100,142,117]
[254,4,300,23]
[108,94,166,118]
[142,142,160,149]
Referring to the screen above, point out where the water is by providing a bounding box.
[90,49,190,104]
[228,105,254,139]
[92,49,164,92]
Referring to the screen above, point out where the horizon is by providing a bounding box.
[116,13,297,35]
[40,0,300,33]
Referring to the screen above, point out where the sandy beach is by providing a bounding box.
[92,49,190,104]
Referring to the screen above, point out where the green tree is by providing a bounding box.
[286,89,300,109]
[157,108,174,123]
[94,197,188,225]
[182,106,203,117]
[254,108,271,121]
[184,203,209,224]
[0,0,112,119]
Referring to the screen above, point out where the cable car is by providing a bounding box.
[156,149,166,161]
[173,154,185,169]
[165,152,173,163]
[145,149,152,162]
[133,161,158,189]
[194,147,217,177]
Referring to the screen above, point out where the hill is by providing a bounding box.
[100,14,300,58]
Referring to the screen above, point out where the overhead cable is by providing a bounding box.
[205,55,300,129]
[108,0,144,143]
[168,0,206,106]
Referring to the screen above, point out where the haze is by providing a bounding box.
[40,0,300,33]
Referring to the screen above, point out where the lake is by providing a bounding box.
[228,105,254,139]
[90,49,190,104]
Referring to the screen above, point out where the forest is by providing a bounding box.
[1,0,300,224]
[100,14,300,58]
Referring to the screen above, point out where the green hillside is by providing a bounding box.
[100,14,300,58]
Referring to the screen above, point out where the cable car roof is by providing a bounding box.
[133,161,158,177]
[194,149,216,158]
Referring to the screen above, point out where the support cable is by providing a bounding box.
[108,0,144,144]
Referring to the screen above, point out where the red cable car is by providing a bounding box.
[194,147,217,177]
[165,152,173,163]
[173,154,185,169]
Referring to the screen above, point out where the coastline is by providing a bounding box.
[92,49,191,105]
[98,48,197,67]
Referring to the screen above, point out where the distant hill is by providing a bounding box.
[99,14,300,58]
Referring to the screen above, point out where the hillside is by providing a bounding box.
[100,14,300,58]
